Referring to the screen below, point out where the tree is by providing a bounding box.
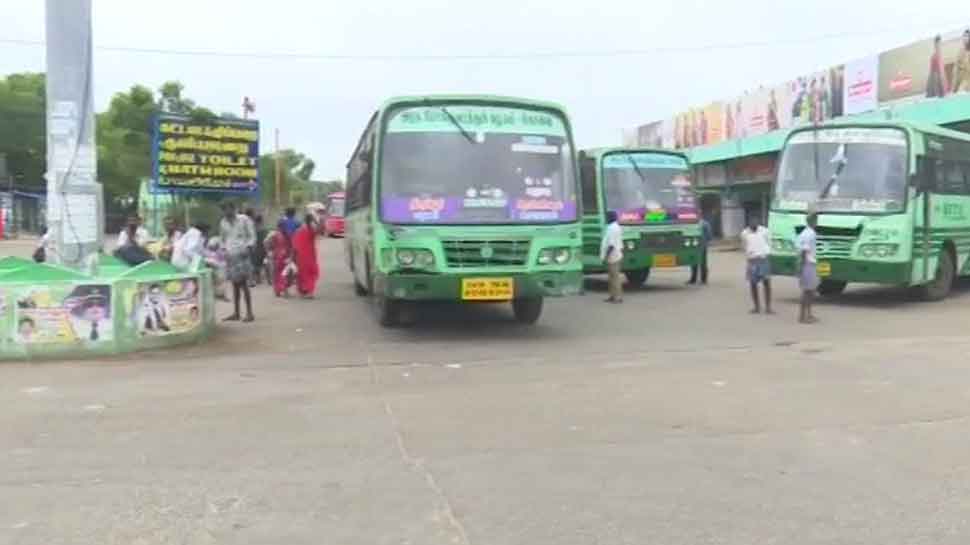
[257,150,316,208]
[0,73,46,190]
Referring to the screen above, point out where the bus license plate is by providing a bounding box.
[462,278,514,301]
[653,254,677,268]
[817,262,831,277]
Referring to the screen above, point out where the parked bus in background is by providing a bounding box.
[344,95,583,326]
[769,121,970,300]
[578,148,703,287]
[323,191,345,237]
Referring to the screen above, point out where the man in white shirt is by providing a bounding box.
[116,216,150,249]
[740,215,773,314]
[796,212,820,324]
[600,210,624,304]
[171,222,208,270]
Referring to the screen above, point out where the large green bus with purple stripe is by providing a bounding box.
[769,121,970,300]
[344,95,583,326]
[578,148,704,286]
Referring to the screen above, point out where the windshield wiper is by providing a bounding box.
[819,143,849,199]
[439,106,477,145]
[625,154,648,185]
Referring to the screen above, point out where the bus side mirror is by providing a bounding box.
[914,157,932,194]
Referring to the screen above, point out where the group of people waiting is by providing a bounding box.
[600,210,819,324]
[111,203,323,324]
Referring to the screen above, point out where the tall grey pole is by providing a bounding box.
[45,0,104,268]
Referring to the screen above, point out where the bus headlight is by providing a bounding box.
[414,250,435,267]
[396,249,416,267]
[859,244,898,258]
[624,239,637,251]
[538,248,572,265]
[772,239,795,253]
[395,249,435,268]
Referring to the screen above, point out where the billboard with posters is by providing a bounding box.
[633,26,970,151]
[878,29,970,105]
[843,56,880,115]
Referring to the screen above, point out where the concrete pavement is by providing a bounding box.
[2,239,970,544]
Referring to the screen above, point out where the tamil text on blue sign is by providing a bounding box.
[152,115,260,194]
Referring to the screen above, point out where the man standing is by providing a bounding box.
[220,202,257,322]
[688,217,713,285]
[600,210,624,304]
[797,212,820,324]
[740,215,772,314]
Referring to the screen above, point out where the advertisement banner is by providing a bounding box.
[152,114,260,194]
[13,284,112,344]
[129,278,202,337]
[878,29,968,105]
[843,56,879,115]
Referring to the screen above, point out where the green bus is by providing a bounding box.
[344,95,584,326]
[769,121,970,300]
[578,148,703,286]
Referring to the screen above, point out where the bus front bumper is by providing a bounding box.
[375,270,584,301]
[583,248,701,274]
[770,255,911,284]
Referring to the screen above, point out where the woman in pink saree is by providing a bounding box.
[268,220,293,297]
[291,214,320,298]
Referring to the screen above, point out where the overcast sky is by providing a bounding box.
[2,1,968,180]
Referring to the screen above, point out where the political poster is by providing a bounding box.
[151,114,260,194]
[128,277,202,337]
[13,284,112,344]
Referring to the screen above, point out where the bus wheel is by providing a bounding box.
[920,248,955,301]
[512,297,544,325]
[375,295,400,327]
[817,280,847,296]
[624,269,650,288]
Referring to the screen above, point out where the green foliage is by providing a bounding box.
[0,73,317,224]
[257,150,317,208]
[0,73,46,189]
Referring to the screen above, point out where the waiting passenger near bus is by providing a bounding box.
[220,202,257,323]
[740,216,772,314]
[797,213,820,324]
[688,217,713,286]
[600,210,624,304]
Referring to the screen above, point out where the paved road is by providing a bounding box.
[3,239,970,544]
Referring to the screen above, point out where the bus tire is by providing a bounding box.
[375,295,400,327]
[512,297,544,325]
[817,280,847,296]
[624,269,650,288]
[920,247,955,302]
[350,250,368,296]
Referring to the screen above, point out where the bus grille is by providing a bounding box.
[442,239,531,268]
[816,236,854,259]
[640,232,684,250]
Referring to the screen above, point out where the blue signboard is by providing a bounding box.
[151,114,260,194]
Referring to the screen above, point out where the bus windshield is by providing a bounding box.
[329,198,345,217]
[774,128,908,214]
[379,105,578,224]
[602,152,698,224]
